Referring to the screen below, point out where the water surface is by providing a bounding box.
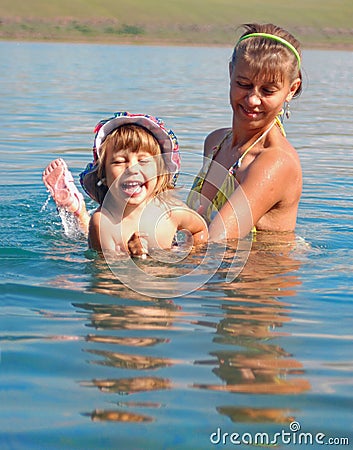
[0,42,352,449]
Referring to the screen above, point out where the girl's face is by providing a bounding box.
[105,146,159,207]
[229,58,300,129]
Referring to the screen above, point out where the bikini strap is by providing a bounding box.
[211,130,232,157]
[275,115,286,137]
[229,119,277,175]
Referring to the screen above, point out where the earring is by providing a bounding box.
[97,178,106,187]
[284,102,291,120]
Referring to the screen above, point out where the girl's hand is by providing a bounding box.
[128,232,149,259]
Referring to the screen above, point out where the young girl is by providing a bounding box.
[43,112,207,257]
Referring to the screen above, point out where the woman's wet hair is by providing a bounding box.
[231,23,302,97]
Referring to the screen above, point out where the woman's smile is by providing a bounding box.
[239,104,264,120]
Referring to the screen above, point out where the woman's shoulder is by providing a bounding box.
[250,135,302,187]
[265,133,301,170]
[204,127,232,156]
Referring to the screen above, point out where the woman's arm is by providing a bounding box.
[208,147,300,240]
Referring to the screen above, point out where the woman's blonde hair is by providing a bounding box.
[231,23,302,97]
[97,124,174,198]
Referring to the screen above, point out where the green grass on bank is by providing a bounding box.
[1,0,352,48]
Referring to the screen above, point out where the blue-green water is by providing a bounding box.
[1,42,353,449]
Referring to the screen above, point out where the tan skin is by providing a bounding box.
[88,147,207,256]
[198,58,302,241]
[45,54,301,247]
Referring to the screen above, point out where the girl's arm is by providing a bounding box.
[88,209,118,253]
[172,203,208,246]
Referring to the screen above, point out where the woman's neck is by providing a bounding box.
[231,119,276,155]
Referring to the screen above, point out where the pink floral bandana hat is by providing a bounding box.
[80,112,181,204]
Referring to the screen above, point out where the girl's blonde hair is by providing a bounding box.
[97,124,174,198]
[231,23,302,98]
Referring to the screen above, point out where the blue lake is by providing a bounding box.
[0,41,353,449]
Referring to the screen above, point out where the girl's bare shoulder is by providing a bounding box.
[89,207,113,233]
[89,208,102,225]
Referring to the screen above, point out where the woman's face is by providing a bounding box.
[104,146,159,207]
[229,58,300,129]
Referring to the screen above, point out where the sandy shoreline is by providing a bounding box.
[2,36,353,51]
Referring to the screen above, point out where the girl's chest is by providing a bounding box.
[118,207,177,250]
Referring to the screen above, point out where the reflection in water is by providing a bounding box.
[195,234,310,424]
[216,406,296,424]
[89,409,154,423]
[86,335,167,346]
[83,377,172,394]
[75,233,310,424]
[86,348,174,370]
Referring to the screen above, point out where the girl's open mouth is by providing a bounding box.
[121,180,145,197]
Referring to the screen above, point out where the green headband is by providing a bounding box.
[237,32,301,70]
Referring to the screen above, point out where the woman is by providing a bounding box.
[187,23,303,240]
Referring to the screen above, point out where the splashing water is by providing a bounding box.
[57,207,84,239]
[40,193,52,212]
[40,193,84,239]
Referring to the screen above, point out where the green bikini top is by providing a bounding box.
[186,116,285,227]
